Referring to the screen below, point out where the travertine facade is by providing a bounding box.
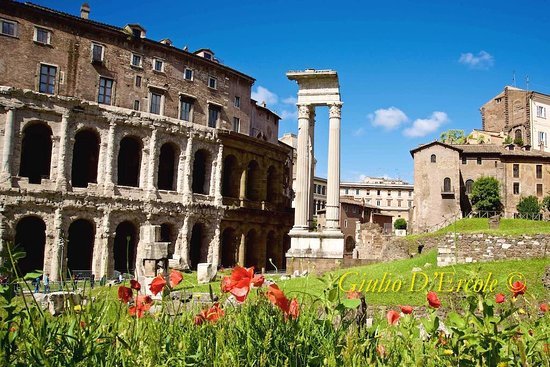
[0,1,292,280]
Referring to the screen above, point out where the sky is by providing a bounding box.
[30,0,550,183]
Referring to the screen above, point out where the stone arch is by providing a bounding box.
[14,215,46,275]
[71,128,100,188]
[266,165,278,203]
[160,222,176,258]
[189,222,207,269]
[67,218,95,273]
[157,142,179,191]
[113,220,138,274]
[220,227,238,268]
[246,160,261,201]
[192,149,211,194]
[265,230,281,271]
[117,136,142,187]
[19,122,53,184]
[245,228,259,268]
[222,154,239,198]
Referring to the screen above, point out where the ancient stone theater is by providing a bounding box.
[0,1,293,280]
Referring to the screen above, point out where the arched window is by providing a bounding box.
[465,179,474,195]
[157,143,178,191]
[515,129,522,141]
[222,155,239,197]
[19,123,52,183]
[71,129,100,188]
[443,177,451,192]
[117,136,142,187]
[192,149,210,194]
[430,154,436,163]
[246,160,261,201]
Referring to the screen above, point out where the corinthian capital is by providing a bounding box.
[329,102,343,118]
[297,104,313,119]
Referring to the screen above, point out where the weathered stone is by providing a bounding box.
[197,263,216,284]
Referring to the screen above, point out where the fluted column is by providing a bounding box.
[55,113,70,190]
[1,108,15,184]
[308,110,315,228]
[325,103,343,230]
[103,122,116,193]
[147,129,158,194]
[292,104,314,230]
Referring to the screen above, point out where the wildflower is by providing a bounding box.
[195,303,225,325]
[376,344,386,358]
[427,291,441,309]
[495,293,506,304]
[288,298,300,320]
[130,279,141,291]
[9,326,16,333]
[518,308,526,315]
[80,321,86,328]
[386,310,400,325]
[149,274,167,296]
[129,294,153,318]
[443,349,453,356]
[169,270,183,288]
[400,305,413,314]
[74,305,82,312]
[118,286,133,303]
[221,266,255,302]
[540,303,549,313]
[251,274,265,287]
[266,283,290,313]
[194,314,205,326]
[497,363,509,367]
[346,291,362,300]
[511,281,526,298]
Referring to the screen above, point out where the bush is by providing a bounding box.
[394,218,407,230]
[470,177,502,212]
[516,195,541,215]
[542,195,550,211]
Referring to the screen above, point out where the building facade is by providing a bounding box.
[0,1,293,280]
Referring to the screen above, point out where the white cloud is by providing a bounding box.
[403,111,449,138]
[279,109,298,121]
[252,86,278,106]
[353,127,366,136]
[458,51,494,69]
[369,107,408,130]
[282,96,297,105]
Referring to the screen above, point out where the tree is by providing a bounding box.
[470,177,502,212]
[542,195,550,211]
[516,196,541,216]
[394,218,407,230]
[439,129,466,145]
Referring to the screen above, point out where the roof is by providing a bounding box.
[409,141,462,156]
[411,140,550,159]
[15,2,255,82]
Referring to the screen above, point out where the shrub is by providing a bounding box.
[470,176,501,212]
[394,218,407,230]
[542,195,550,211]
[516,195,541,215]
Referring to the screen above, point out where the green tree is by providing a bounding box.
[542,195,550,211]
[439,129,466,144]
[470,177,502,212]
[393,218,407,230]
[516,195,541,215]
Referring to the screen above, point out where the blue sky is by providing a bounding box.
[32,0,550,182]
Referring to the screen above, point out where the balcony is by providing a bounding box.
[441,186,455,197]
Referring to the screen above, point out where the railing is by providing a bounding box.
[465,210,501,219]
[514,212,543,220]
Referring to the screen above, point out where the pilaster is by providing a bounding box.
[0,108,15,185]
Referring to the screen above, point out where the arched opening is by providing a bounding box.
[67,219,95,273]
[192,149,210,194]
[246,160,261,201]
[160,223,176,258]
[266,165,277,203]
[157,143,178,191]
[465,179,474,195]
[19,123,52,184]
[515,129,523,142]
[71,129,100,188]
[113,221,138,275]
[222,155,239,197]
[245,228,258,268]
[221,227,237,268]
[265,230,281,271]
[117,136,142,187]
[282,234,291,270]
[430,154,436,163]
[15,216,46,275]
[443,177,451,192]
[345,236,356,258]
[189,223,206,270]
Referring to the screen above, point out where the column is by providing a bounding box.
[103,122,116,193]
[238,232,246,265]
[55,113,70,190]
[98,210,112,278]
[325,103,342,230]
[182,134,193,202]
[239,168,247,201]
[210,217,221,267]
[176,149,186,193]
[147,129,158,194]
[51,208,64,281]
[177,215,190,268]
[292,104,313,230]
[1,108,15,184]
[213,143,223,205]
[308,109,315,228]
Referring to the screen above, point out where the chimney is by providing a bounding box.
[80,3,90,19]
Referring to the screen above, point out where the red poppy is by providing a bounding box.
[221,266,255,302]
[130,279,141,291]
[80,321,86,328]
[387,310,400,325]
[288,298,300,320]
[169,270,183,288]
[540,303,549,313]
[251,274,265,287]
[427,291,441,309]
[495,293,506,304]
[118,286,133,303]
[195,303,225,325]
[511,281,526,297]
[149,275,167,296]
[400,305,413,314]
[129,294,153,318]
[346,291,362,300]
[221,276,233,292]
[266,283,290,313]
[194,314,205,326]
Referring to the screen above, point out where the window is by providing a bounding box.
[356,189,360,195]
[180,98,193,121]
[208,105,220,128]
[98,77,113,105]
[208,76,217,89]
[462,157,467,165]
[430,154,436,163]
[539,131,547,148]
[135,75,142,88]
[234,96,241,108]
[513,164,519,178]
[409,191,412,197]
[408,201,412,208]
[443,177,451,192]
[398,200,402,207]
[537,105,546,118]
[537,164,543,179]
[345,189,349,194]
[465,179,474,195]
[131,54,142,67]
[322,186,326,195]
[377,190,381,196]
[153,59,164,72]
[149,92,163,114]
[387,200,392,206]
[133,100,140,111]
[398,190,401,197]
[477,157,482,165]
[184,68,193,81]
[34,27,50,44]
[537,183,543,196]
[344,219,348,228]
[203,52,212,60]
[39,64,57,94]
[233,117,240,132]
[91,43,104,63]
[376,200,381,206]
[513,182,520,195]
[1,19,16,37]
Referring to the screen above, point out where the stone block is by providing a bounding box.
[501,243,511,250]
[197,263,216,284]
